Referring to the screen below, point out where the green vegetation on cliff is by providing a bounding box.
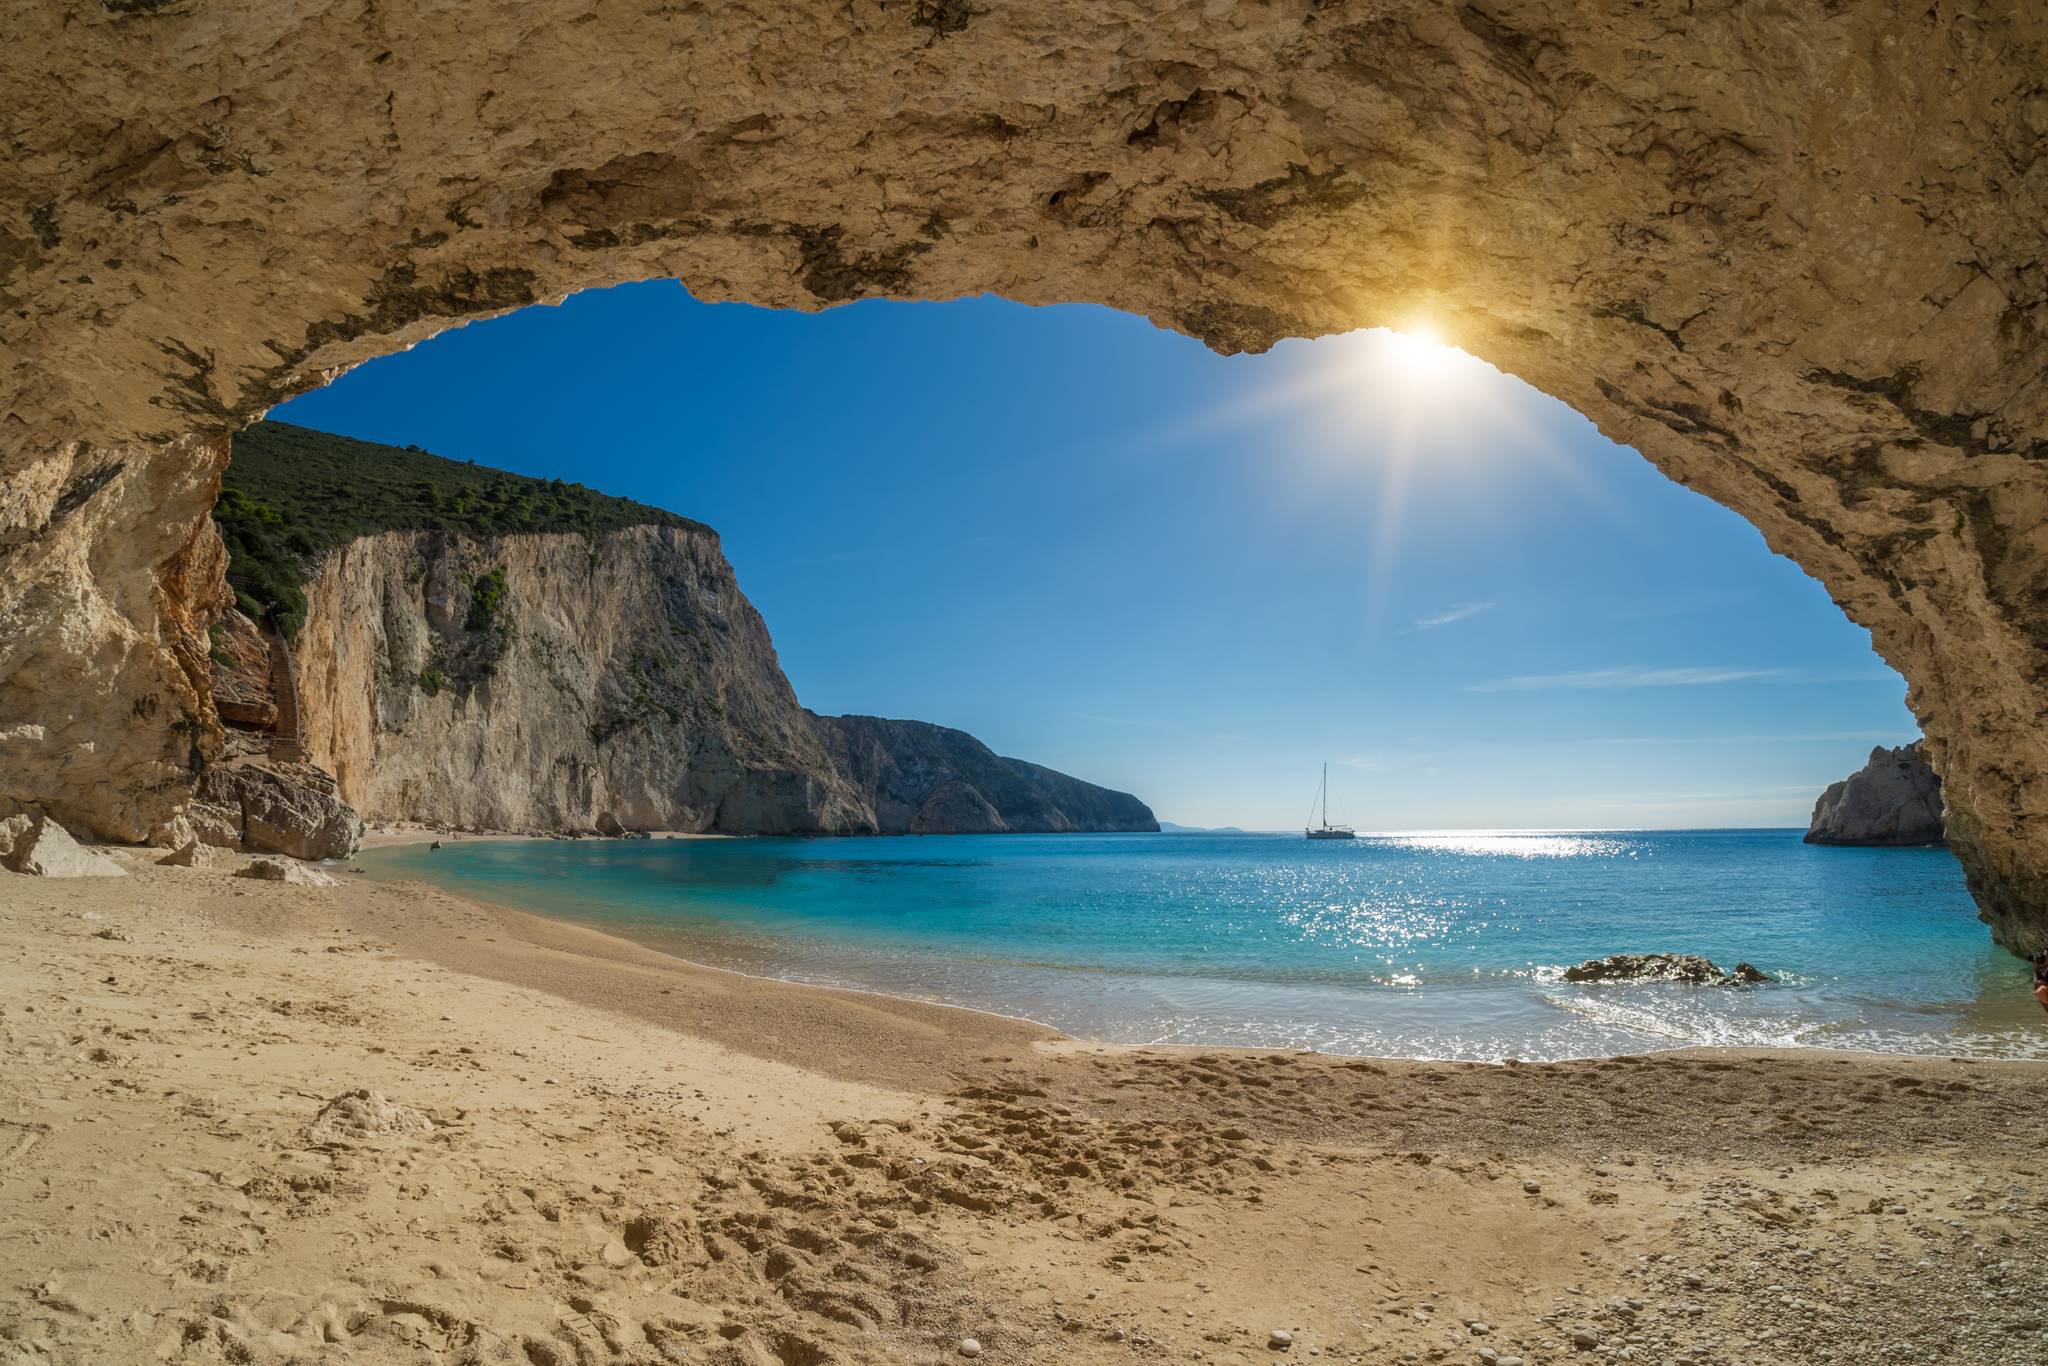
[214,420,701,635]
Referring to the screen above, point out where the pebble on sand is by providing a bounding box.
[1269,1328,1294,1349]
[959,1338,982,1358]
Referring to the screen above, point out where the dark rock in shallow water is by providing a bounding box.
[1563,953,1775,986]
[1806,742,1944,846]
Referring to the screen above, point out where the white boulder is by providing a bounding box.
[1,814,126,877]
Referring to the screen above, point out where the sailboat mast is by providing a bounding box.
[1320,762,1328,828]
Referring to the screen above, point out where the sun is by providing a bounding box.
[1377,323,1465,381]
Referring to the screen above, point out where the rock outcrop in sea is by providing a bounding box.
[202,423,1155,839]
[1805,744,1945,848]
[1562,954,1773,987]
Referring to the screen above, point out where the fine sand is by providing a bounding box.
[4,851,2047,1365]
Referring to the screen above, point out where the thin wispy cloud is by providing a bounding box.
[1458,663,1900,696]
[1465,666,1788,693]
[1466,666,1902,693]
[1596,730,1913,747]
[1411,601,1495,631]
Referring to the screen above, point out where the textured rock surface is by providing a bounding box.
[156,838,220,870]
[0,815,29,866]
[200,762,365,861]
[811,714,1161,834]
[183,802,247,850]
[0,435,230,843]
[1562,954,1773,988]
[235,857,338,887]
[288,524,1152,835]
[1,3,2045,946]
[208,609,277,730]
[1806,743,1947,848]
[0,814,126,879]
[295,524,866,833]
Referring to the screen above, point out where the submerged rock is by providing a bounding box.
[1806,743,1944,847]
[1562,953,1775,987]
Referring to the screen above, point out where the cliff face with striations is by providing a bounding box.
[0,435,231,843]
[292,523,864,834]
[1806,744,1946,849]
[284,522,1154,837]
[3,3,2046,947]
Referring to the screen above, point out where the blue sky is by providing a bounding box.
[273,282,1918,830]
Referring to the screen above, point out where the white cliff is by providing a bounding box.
[292,524,873,835]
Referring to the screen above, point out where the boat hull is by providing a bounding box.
[1305,829,1356,840]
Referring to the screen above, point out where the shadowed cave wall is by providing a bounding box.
[2,0,2045,948]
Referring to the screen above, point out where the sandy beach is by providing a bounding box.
[5,851,2047,1366]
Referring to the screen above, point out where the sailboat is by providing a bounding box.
[1305,762,1357,840]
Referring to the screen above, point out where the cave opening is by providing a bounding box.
[206,280,2034,1056]
[4,0,2043,962]
[234,281,1925,838]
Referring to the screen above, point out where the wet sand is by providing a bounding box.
[4,849,2047,1364]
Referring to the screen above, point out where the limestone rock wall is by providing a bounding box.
[0,434,230,841]
[294,525,872,834]
[2,2,2046,947]
[287,524,1155,836]
[1806,744,1946,849]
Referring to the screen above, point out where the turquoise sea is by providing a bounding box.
[359,829,2045,1062]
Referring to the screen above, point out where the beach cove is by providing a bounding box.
[4,846,2047,1365]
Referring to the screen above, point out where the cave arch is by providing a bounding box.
[2,2,2044,948]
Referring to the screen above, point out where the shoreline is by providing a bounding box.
[376,869,2034,1071]
[8,852,2048,1363]
[358,824,736,849]
[352,841,2046,1069]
